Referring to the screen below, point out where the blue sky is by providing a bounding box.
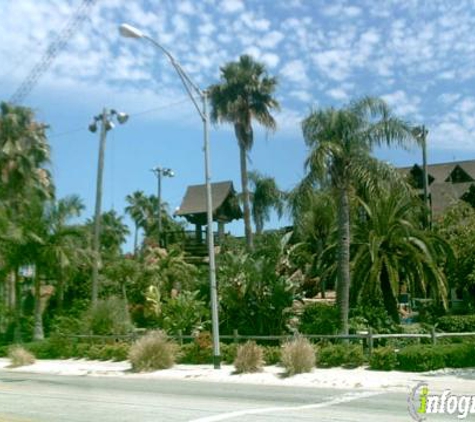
[1,0,474,251]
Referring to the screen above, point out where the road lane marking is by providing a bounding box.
[188,391,383,422]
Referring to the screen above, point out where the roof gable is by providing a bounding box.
[445,164,475,183]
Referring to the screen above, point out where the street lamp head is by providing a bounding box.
[116,112,129,124]
[105,120,115,131]
[164,168,174,177]
[119,23,144,39]
[88,122,98,133]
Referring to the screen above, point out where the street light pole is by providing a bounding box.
[119,23,221,368]
[89,108,128,306]
[91,108,108,306]
[151,167,174,248]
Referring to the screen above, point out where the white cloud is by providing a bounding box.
[280,59,310,85]
[258,31,284,49]
[289,90,312,103]
[381,90,421,117]
[220,0,244,14]
[261,53,280,69]
[327,88,349,101]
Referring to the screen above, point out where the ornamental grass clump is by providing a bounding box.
[233,341,264,373]
[128,330,178,372]
[8,345,35,368]
[281,336,315,375]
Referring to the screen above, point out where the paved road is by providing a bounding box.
[0,372,451,421]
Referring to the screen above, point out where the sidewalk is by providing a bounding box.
[1,358,474,394]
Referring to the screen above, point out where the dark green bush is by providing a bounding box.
[437,315,475,333]
[178,342,212,364]
[263,345,281,365]
[317,343,364,368]
[369,347,398,371]
[397,345,446,371]
[343,345,365,368]
[299,303,340,335]
[220,343,238,364]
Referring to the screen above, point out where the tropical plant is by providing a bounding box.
[0,102,53,341]
[218,236,298,335]
[248,171,285,234]
[209,54,280,249]
[301,97,417,334]
[352,190,452,322]
[125,190,147,253]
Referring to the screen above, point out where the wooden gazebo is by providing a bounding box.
[175,181,242,243]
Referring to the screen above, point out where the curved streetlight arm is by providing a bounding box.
[142,35,205,121]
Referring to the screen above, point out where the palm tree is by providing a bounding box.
[125,190,147,253]
[248,171,284,235]
[0,102,52,341]
[302,97,417,334]
[352,190,452,322]
[209,55,280,249]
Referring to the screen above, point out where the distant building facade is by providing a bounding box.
[399,159,475,216]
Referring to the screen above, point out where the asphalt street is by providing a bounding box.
[0,371,453,421]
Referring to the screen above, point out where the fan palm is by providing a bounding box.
[248,171,284,235]
[352,190,452,322]
[209,55,280,249]
[302,97,417,334]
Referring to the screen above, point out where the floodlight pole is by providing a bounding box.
[91,108,108,306]
[119,24,221,368]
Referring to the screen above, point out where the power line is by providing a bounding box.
[49,97,191,138]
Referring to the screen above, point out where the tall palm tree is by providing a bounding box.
[0,102,52,341]
[248,171,284,235]
[352,190,452,322]
[125,190,147,253]
[302,97,417,334]
[209,55,280,249]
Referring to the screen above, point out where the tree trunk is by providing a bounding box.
[381,265,400,323]
[33,271,44,341]
[133,223,139,254]
[239,145,253,249]
[13,270,22,343]
[336,187,351,336]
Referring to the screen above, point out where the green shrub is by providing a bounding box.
[397,345,446,371]
[437,315,475,333]
[8,345,35,368]
[84,297,134,335]
[342,344,365,368]
[233,341,264,373]
[281,337,315,375]
[160,291,210,334]
[299,303,340,335]
[220,343,238,364]
[263,345,281,365]
[317,344,347,368]
[369,347,398,371]
[129,331,178,372]
[316,343,364,368]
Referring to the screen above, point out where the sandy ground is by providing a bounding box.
[1,358,474,394]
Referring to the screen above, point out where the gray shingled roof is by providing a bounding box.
[399,159,475,216]
[175,181,242,224]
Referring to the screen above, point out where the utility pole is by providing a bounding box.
[89,109,129,306]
